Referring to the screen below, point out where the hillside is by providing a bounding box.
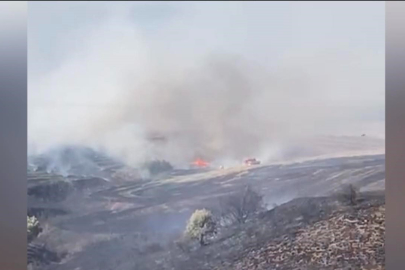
[26,144,385,270]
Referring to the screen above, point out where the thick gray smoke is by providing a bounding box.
[28,2,385,168]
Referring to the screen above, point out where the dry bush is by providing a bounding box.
[143,160,173,175]
[337,183,359,205]
[220,185,265,225]
[28,180,72,202]
[185,209,217,246]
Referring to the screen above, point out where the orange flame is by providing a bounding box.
[193,158,209,167]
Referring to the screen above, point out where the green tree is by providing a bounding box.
[27,216,41,242]
[185,209,216,246]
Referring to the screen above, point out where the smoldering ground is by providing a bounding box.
[28,2,385,169]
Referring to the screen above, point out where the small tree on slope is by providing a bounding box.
[185,209,216,246]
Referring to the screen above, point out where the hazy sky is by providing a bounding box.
[29,1,384,73]
[27,1,385,163]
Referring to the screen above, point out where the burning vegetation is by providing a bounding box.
[192,158,210,168]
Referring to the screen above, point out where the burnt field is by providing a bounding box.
[27,153,385,270]
[27,3,385,269]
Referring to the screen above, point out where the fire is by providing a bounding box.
[192,158,209,168]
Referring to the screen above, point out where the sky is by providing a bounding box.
[27,1,385,165]
[29,2,384,72]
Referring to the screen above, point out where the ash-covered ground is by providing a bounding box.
[27,138,385,270]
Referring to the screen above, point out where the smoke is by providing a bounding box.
[28,2,384,168]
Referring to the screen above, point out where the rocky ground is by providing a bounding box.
[222,193,385,270]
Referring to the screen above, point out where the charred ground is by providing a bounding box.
[27,145,385,270]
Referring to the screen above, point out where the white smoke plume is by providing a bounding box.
[28,2,385,167]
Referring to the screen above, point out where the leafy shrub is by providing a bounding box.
[185,209,216,246]
[27,215,42,242]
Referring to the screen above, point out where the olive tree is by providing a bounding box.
[185,209,216,246]
[27,215,42,242]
